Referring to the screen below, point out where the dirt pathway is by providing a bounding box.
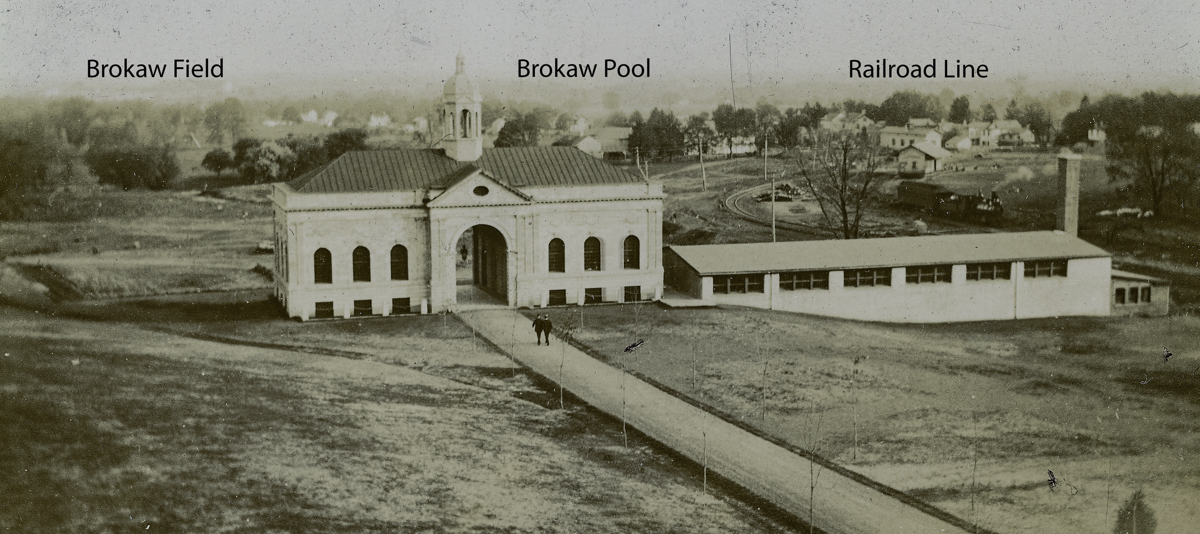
[459,309,988,534]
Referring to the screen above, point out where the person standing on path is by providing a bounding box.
[533,314,545,345]
[542,315,554,346]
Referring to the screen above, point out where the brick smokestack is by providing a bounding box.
[1057,151,1081,236]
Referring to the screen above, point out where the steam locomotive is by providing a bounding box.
[897,181,1004,224]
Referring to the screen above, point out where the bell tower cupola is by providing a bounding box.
[439,52,482,162]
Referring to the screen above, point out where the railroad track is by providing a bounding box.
[723,183,826,235]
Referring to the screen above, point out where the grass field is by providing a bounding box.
[548,303,1200,534]
[0,304,798,533]
[2,183,274,299]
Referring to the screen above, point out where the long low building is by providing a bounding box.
[663,231,1114,322]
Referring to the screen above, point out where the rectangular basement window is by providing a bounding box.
[624,286,641,302]
[314,301,335,319]
[353,299,373,316]
[1115,288,1126,305]
[392,297,412,314]
[584,288,603,304]
[1141,287,1151,303]
[548,289,567,306]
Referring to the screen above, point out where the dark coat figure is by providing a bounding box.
[533,314,546,345]
[541,316,553,346]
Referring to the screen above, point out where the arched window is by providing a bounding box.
[461,109,470,138]
[623,235,640,269]
[313,248,332,284]
[583,237,601,271]
[390,245,408,280]
[352,246,371,282]
[548,238,565,273]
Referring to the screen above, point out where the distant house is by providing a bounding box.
[819,111,844,131]
[991,120,1026,146]
[897,142,951,174]
[944,135,972,151]
[881,126,942,149]
[569,117,589,135]
[1087,124,1107,146]
[966,121,993,146]
[593,127,633,160]
[368,114,392,128]
[487,118,506,136]
[553,135,604,159]
[319,111,338,128]
[821,111,874,132]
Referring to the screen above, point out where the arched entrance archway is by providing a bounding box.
[454,224,508,308]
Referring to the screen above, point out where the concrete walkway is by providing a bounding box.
[459,309,981,534]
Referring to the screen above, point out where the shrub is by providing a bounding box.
[1113,490,1156,534]
[84,146,179,190]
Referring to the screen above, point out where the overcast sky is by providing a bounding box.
[2,0,1196,95]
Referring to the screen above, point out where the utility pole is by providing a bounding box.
[767,136,776,242]
[700,139,707,191]
[729,34,736,109]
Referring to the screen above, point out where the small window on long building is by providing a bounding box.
[712,274,764,294]
[906,264,952,284]
[1141,287,1151,303]
[966,262,1011,281]
[844,268,892,288]
[1024,259,1068,278]
[780,271,829,291]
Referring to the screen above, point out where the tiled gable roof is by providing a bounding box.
[902,142,953,159]
[287,147,644,194]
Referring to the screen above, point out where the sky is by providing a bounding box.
[1,0,1197,96]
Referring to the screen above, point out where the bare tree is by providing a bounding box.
[557,319,578,410]
[796,131,887,239]
[851,354,867,460]
[803,408,826,534]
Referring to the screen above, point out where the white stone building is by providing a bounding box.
[271,55,664,320]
